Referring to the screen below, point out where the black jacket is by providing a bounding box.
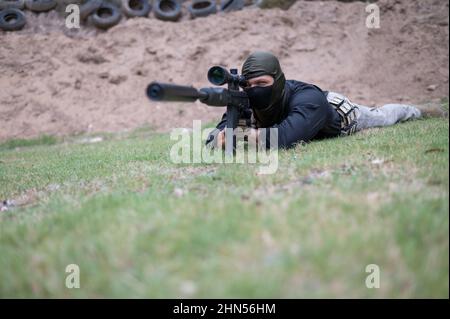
[213,80,342,148]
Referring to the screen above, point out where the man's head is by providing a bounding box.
[244,75,274,88]
[241,51,287,127]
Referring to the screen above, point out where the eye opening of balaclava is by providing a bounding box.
[241,51,287,127]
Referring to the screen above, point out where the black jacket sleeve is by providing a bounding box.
[215,113,227,131]
[268,87,330,149]
[205,106,253,146]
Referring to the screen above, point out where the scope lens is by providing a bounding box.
[208,67,226,86]
[147,83,163,100]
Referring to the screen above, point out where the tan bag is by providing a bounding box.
[326,91,358,136]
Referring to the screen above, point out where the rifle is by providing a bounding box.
[146,66,249,156]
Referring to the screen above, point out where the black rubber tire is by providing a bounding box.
[154,0,181,22]
[188,0,216,18]
[0,0,25,10]
[24,0,56,12]
[220,0,244,12]
[121,0,151,18]
[0,8,26,31]
[79,0,102,20]
[91,2,122,30]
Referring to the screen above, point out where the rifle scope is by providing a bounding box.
[207,66,248,88]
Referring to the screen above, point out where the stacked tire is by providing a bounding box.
[0,0,24,9]
[188,0,216,18]
[0,0,262,32]
[0,0,59,31]
[0,0,27,31]
[89,1,122,29]
[83,0,152,29]
[122,0,151,18]
[154,0,181,22]
[24,0,56,12]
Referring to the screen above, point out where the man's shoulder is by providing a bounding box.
[286,79,325,92]
[286,80,328,105]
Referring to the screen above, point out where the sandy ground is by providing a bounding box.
[0,0,448,141]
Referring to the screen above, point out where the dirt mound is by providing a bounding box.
[0,0,448,141]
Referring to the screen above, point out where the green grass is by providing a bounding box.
[0,135,57,152]
[259,0,298,10]
[0,117,448,298]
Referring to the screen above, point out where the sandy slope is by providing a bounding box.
[0,0,448,140]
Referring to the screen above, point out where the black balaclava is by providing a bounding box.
[241,51,288,128]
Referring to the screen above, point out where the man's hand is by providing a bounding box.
[217,130,225,149]
[217,129,259,149]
